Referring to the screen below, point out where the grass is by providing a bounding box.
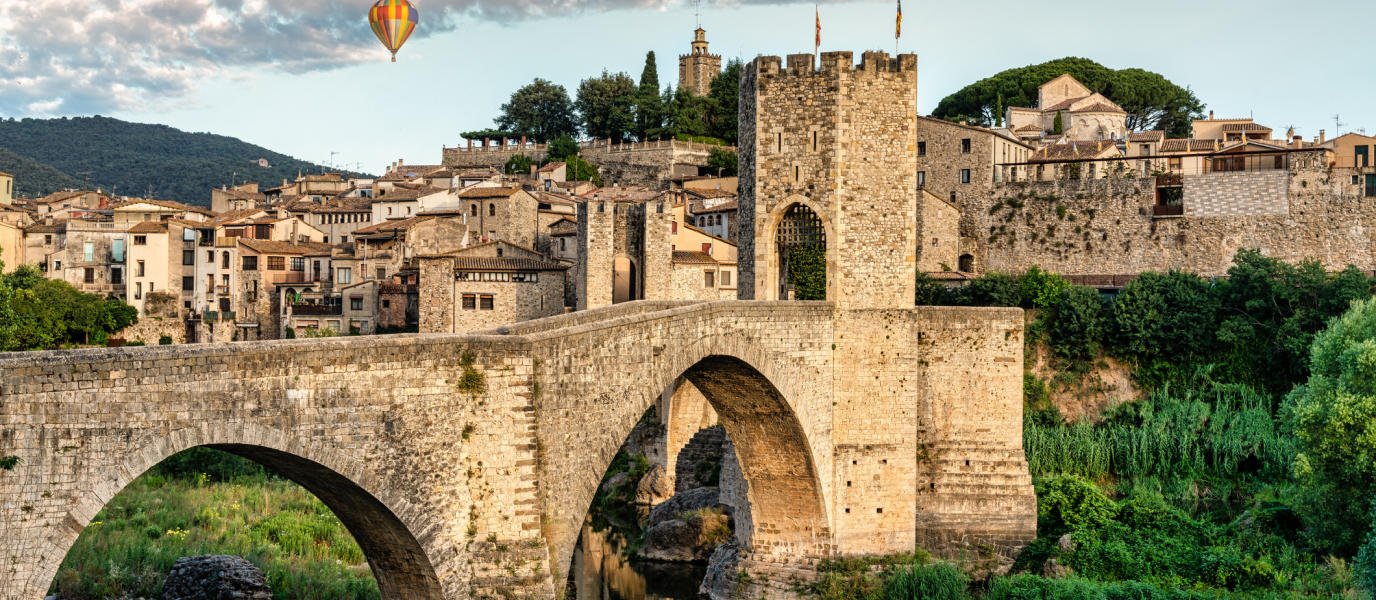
[50,453,378,600]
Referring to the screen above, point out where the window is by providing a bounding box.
[351,298,363,310]
[84,241,94,262]
[133,235,146,245]
[479,295,494,310]
[671,221,677,234]
[183,250,194,265]
[776,132,782,153]
[206,275,214,292]
[222,274,229,287]
[716,215,722,226]
[462,294,476,309]
[182,276,194,290]
[136,260,145,277]
[794,165,800,182]
[376,267,385,280]
[221,252,230,268]
[950,191,957,204]
[84,267,94,283]
[471,204,478,216]
[721,270,731,286]
[242,255,258,270]
[1169,157,1182,171]
[1141,144,1151,156]
[489,204,496,216]
[406,206,412,215]
[917,141,926,156]
[267,256,285,270]
[207,250,214,263]
[511,272,539,282]
[811,130,819,152]
[134,282,141,298]
[323,236,331,244]
[143,213,151,222]
[337,267,352,284]
[319,215,325,224]
[702,242,713,255]
[387,207,393,216]
[112,238,125,262]
[496,247,504,257]
[1276,156,1285,169]
[44,234,51,245]
[960,169,971,184]
[916,171,926,186]
[560,238,567,251]
[111,268,123,284]
[382,299,391,309]
[328,320,341,331]
[291,257,305,271]
[705,271,715,287]
[961,138,971,154]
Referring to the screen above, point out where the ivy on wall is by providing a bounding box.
[788,245,827,301]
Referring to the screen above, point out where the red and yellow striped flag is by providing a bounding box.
[896,0,902,39]
[815,6,821,52]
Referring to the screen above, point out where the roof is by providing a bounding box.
[458,186,520,199]
[1014,124,1042,132]
[452,257,568,271]
[207,208,265,227]
[38,190,95,205]
[109,198,214,215]
[375,187,448,201]
[537,161,567,173]
[237,238,334,255]
[1222,123,1272,132]
[286,197,373,213]
[457,168,501,178]
[1127,131,1166,142]
[685,188,737,200]
[353,215,437,235]
[914,115,1037,149]
[215,187,267,201]
[0,171,11,177]
[1160,139,1227,153]
[672,250,719,264]
[26,219,68,233]
[1030,140,1124,162]
[1074,102,1126,114]
[302,174,343,182]
[126,221,169,234]
[695,200,738,214]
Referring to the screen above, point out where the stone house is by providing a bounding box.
[915,116,1036,206]
[35,190,107,216]
[1028,139,1127,180]
[378,275,419,331]
[283,279,381,336]
[1005,74,1128,142]
[109,199,214,225]
[237,238,336,340]
[685,188,738,242]
[1320,132,1376,172]
[210,183,267,213]
[417,240,568,333]
[456,186,541,249]
[23,219,66,272]
[915,188,962,273]
[283,196,375,244]
[58,218,129,298]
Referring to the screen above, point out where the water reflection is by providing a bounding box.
[571,520,707,600]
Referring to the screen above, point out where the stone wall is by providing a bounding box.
[916,191,961,273]
[979,155,1376,277]
[113,316,185,345]
[1184,169,1287,216]
[443,142,719,190]
[576,201,613,310]
[448,277,565,333]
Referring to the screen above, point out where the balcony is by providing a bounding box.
[290,304,342,316]
[271,272,310,284]
[216,285,231,296]
[203,311,236,321]
[1153,205,1184,217]
[78,283,127,294]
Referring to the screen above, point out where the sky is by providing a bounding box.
[1,0,1373,175]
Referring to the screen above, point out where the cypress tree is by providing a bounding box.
[994,94,1003,127]
[634,52,663,141]
[1053,110,1064,134]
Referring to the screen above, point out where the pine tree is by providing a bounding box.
[1053,110,1064,134]
[634,52,663,141]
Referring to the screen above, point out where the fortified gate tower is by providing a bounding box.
[738,51,919,309]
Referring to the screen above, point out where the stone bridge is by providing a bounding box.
[0,299,1034,600]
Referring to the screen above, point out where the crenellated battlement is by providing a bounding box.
[745,50,917,81]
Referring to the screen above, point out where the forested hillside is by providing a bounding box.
[0,148,88,198]
[0,116,367,206]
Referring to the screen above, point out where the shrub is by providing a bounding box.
[1110,270,1217,371]
[504,153,532,175]
[915,272,946,306]
[788,245,827,300]
[884,563,968,600]
[1035,475,1117,537]
[1050,286,1107,361]
[950,271,1021,307]
[158,335,173,345]
[1021,265,1070,310]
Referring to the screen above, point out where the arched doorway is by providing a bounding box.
[44,443,443,600]
[612,256,637,304]
[958,253,975,273]
[776,203,826,300]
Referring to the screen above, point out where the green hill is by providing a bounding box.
[0,116,372,206]
[0,148,89,199]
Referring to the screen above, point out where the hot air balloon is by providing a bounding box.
[368,0,419,62]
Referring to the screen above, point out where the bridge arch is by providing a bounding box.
[34,422,446,600]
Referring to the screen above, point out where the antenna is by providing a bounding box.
[329,151,340,169]
[1334,114,1347,137]
[694,0,700,29]
[76,171,93,191]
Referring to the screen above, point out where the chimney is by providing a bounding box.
[1294,135,1302,146]
[1208,111,1214,120]
[1320,130,1326,144]
[398,159,404,167]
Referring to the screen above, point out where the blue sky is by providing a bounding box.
[2,0,1373,175]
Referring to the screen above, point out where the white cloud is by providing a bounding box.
[0,0,846,116]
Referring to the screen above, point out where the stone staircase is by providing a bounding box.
[674,426,727,493]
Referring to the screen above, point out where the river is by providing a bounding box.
[570,520,708,600]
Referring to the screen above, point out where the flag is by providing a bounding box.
[896,0,902,39]
[815,6,821,53]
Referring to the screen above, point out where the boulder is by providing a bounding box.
[600,472,628,494]
[636,463,673,506]
[638,511,733,562]
[1057,533,1077,553]
[646,487,725,529]
[699,541,742,599]
[1042,557,1072,579]
[161,555,273,600]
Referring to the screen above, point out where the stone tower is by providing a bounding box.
[677,28,722,97]
[737,51,920,310]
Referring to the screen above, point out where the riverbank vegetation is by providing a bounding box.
[49,448,378,600]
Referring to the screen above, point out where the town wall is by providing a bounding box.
[1183,169,1288,216]
[979,154,1376,277]
[917,191,962,273]
[112,315,185,345]
[576,202,613,310]
[443,141,722,190]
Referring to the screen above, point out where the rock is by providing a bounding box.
[646,486,725,529]
[1042,558,1072,579]
[161,555,273,600]
[638,511,733,562]
[636,463,673,506]
[1057,533,1077,553]
[600,472,628,493]
[699,541,742,599]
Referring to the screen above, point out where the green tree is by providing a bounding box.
[931,57,1205,137]
[504,154,532,175]
[950,271,1021,307]
[1019,265,1069,309]
[706,147,737,177]
[576,71,637,141]
[994,93,1003,127]
[914,272,947,306]
[1284,297,1376,553]
[1052,110,1064,134]
[1109,270,1218,368]
[661,86,707,139]
[633,52,663,141]
[1050,286,1107,361]
[546,135,580,162]
[493,78,578,143]
[706,59,742,144]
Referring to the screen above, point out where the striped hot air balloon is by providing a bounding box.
[368,0,419,62]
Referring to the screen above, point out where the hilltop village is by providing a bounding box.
[0,28,1372,349]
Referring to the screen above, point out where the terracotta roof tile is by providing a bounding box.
[1127,131,1165,142]
[685,188,737,200]
[458,187,520,198]
[695,200,738,213]
[672,250,718,264]
[126,221,168,233]
[1222,123,1272,132]
[26,219,68,233]
[537,161,567,173]
[1074,102,1125,114]
[1030,140,1124,161]
[207,208,266,227]
[1160,139,1223,152]
[375,187,447,201]
[452,257,568,271]
[237,239,334,255]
